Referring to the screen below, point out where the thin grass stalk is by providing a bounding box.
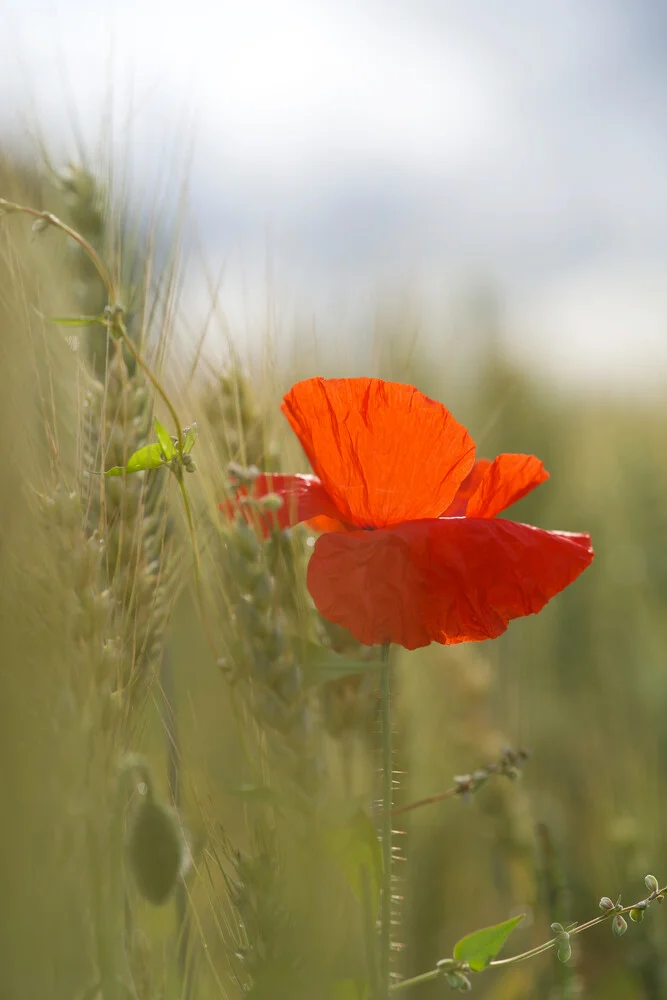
[379,641,392,999]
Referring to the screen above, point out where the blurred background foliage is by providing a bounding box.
[1,152,666,1000]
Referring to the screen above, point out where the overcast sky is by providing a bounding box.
[2,0,667,387]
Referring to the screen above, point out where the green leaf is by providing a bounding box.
[182,424,197,454]
[323,809,383,909]
[42,313,108,328]
[105,443,166,476]
[154,418,176,461]
[453,915,525,972]
[301,641,381,686]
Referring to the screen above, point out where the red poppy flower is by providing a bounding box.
[225,378,594,650]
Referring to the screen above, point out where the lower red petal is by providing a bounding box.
[307,529,425,648]
[307,518,593,649]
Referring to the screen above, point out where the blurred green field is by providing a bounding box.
[1,153,666,1000]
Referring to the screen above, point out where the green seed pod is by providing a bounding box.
[127,794,184,905]
[612,914,628,937]
[557,938,572,963]
[645,874,659,894]
[629,907,644,923]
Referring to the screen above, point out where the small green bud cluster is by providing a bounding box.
[454,747,529,798]
[550,923,572,963]
[437,959,472,991]
[600,875,663,939]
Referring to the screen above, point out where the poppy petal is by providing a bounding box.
[307,518,593,649]
[220,473,342,533]
[441,458,492,517]
[281,377,476,528]
[307,528,424,649]
[465,454,549,518]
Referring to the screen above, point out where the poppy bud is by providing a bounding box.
[128,790,184,906]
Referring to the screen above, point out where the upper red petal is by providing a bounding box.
[465,454,549,518]
[441,458,492,517]
[307,517,593,649]
[281,378,475,528]
[220,473,342,534]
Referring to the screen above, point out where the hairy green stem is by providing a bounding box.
[379,642,392,998]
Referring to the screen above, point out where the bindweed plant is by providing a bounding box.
[1,160,666,1000]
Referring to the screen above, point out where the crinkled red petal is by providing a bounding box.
[442,458,492,516]
[281,377,475,528]
[220,473,342,534]
[465,454,549,518]
[307,517,593,649]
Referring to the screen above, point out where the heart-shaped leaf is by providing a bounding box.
[453,915,525,972]
[105,443,166,476]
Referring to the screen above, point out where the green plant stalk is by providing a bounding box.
[0,198,222,662]
[389,885,667,992]
[379,642,392,998]
[0,199,184,450]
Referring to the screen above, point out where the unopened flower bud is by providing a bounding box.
[645,874,659,894]
[612,914,628,937]
[127,792,184,906]
[599,896,616,911]
[629,907,645,923]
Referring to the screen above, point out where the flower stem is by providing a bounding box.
[379,642,392,999]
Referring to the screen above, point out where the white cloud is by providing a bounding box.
[2,0,666,386]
